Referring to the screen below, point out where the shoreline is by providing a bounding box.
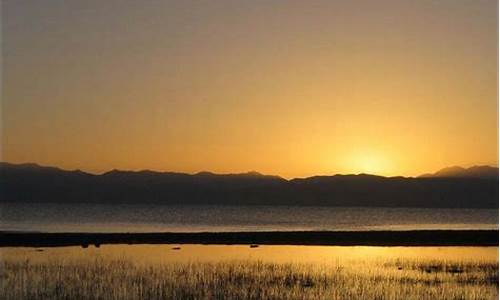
[0,230,498,247]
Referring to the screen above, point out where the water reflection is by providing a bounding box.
[2,245,498,264]
[1,203,498,232]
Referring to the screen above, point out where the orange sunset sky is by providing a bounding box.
[2,0,498,178]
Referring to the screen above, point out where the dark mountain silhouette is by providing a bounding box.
[0,162,497,208]
[419,165,498,179]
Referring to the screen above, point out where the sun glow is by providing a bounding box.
[349,152,391,176]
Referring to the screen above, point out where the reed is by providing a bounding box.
[1,252,497,299]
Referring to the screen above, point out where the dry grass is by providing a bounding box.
[0,251,498,299]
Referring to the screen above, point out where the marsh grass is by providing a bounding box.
[0,252,498,299]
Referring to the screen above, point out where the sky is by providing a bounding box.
[2,0,498,178]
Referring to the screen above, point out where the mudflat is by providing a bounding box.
[1,230,497,247]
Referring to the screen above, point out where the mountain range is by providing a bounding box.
[0,162,497,208]
[419,165,498,179]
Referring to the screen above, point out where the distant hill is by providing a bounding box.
[0,162,498,209]
[419,165,498,179]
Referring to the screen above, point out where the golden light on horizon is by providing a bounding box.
[356,154,387,176]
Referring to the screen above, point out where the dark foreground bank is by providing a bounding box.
[0,230,498,247]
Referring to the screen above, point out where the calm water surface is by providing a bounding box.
[1,203,497,232]
[2,245,498,264]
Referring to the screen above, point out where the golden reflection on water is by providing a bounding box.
[2,245,498,264]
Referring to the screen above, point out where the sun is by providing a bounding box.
[349,152,390,175]
[359,156,383,174]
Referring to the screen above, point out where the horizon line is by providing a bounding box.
[1,161,498,180]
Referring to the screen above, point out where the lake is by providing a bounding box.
[1,203,497,232]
